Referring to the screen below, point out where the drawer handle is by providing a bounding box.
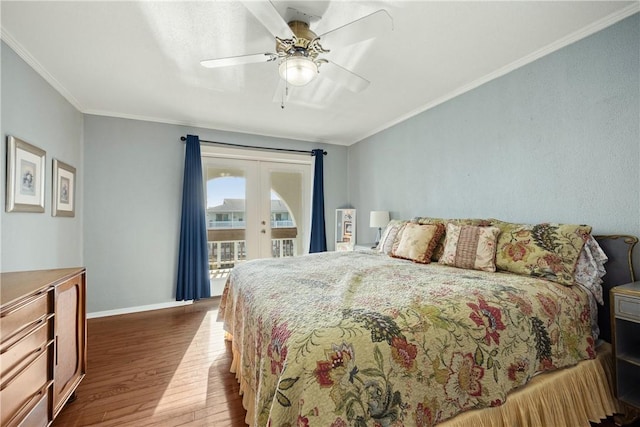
[0,345,47,391]
[0,292,48,318]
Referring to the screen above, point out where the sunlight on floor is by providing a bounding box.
[152,303,224,416]
[211,268,232,279]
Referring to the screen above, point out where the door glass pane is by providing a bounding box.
[206,166,246,287]
[269,170,304,258]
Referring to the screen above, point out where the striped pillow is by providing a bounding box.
[439,223,501,272]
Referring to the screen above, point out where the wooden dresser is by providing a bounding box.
[1,268,86,426]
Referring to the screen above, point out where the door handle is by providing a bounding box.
[261,229,266,234]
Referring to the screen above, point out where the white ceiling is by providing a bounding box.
[2,1,638,146]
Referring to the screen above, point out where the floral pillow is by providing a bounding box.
[391,223,445,264]
[377,220,407,255]
[439,223,501,272]
[411,217,491,261]
[491,219,592,285]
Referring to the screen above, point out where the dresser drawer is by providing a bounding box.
[615,294,640,323]
[1,292,49,345]
[0,349,49,426]
[0,320,50,379]
[16,387,49,427]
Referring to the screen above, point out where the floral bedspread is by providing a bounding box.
[218,250,594,427]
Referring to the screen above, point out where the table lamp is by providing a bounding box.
[370,211,390,247]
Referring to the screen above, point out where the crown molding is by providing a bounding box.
[350,4,640,146]
[1,28,84,111]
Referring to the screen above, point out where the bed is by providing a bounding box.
[217,218,637,427]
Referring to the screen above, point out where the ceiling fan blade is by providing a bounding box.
[318,9,393,48]
[200,53,277,69]
[322,62,370,93]
[241,0,294,39]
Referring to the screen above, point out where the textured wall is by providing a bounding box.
[83,116,347,313]
[348,13,640,265]
[1,42,84,271]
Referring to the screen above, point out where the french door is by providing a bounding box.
[202,146,312,295]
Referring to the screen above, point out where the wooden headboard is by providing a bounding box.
[595,234,638,343]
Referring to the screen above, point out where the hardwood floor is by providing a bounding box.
[53,297,623,427]
[53,297,245,426]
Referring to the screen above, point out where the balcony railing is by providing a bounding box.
[208,239,296,269]
[208,220,294,229]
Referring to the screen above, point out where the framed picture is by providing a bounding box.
[343,220,352,238]
[6,136,46,213]
[52,159,76,217]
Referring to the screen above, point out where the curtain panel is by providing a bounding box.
[309,149,327,253]
[176,134,210,301]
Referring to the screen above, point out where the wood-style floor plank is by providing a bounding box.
[52,297,619,427]
[53,297,246,427]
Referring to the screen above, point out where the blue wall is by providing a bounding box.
[1,42,84,271]
[83,116,347,313]
[349,13,640,270]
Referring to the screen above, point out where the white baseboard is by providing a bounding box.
[87,300,194,319]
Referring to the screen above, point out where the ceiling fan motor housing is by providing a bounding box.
[276,20,327,59]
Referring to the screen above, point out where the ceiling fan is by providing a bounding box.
[200,1,393,94]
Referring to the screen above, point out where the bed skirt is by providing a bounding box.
[225,332,619,427]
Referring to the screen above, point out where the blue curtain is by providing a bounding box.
[176,135,210,301]
[309,149,327,253]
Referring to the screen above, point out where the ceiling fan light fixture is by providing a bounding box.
[279,56,317,86]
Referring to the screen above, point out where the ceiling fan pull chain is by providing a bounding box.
[281,61,288,109]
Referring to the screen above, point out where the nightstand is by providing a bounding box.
[355,243,377,250]
[611,282,640,412]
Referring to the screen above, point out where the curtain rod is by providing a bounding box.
[180,136,326,156]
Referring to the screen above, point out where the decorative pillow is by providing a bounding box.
[411,217,491,261]
[377,220,407,255]
[391,223,445,264]
[439,223,501,272]
[574,235,608,304]
[491,219,592,285]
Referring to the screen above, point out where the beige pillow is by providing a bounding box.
[439,223,501,272]
[391,223,445,264]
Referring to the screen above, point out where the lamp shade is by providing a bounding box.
[370,211,390,228]
[279,56,318,86]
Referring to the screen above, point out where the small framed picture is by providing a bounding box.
[52,159,76,217]
[343,220,352,237]
[6,136,46,213]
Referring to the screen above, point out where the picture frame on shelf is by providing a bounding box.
[343,220,352,239]
[52,159,76,217]
[6,136,46,213]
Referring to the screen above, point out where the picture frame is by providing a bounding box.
[6,136,46,213]
[52,159,76,217]
[343,220,352,238]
